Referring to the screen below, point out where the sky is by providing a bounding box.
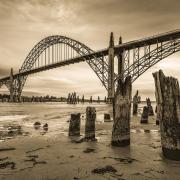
[0,0,180,100]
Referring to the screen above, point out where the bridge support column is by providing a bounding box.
[9,68,14,102]
[107,32,115,103]
[16,77,22,102]
[117,36,124,79]
[8,69,22,103]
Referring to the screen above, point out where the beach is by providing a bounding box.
[0,102,180,180]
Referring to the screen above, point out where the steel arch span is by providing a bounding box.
[2,35,111,101]
[19,35,109,89]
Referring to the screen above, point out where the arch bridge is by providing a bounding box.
[0,29,180,102]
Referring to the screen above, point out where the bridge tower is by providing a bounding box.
[117,36,124,80]
[8,68,22,102]
[107,32,115,102]
[9,68,14,102]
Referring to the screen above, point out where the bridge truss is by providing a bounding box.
[119,33,180,82]
[0,30,179,102]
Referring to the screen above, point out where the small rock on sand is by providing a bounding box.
[43,123,48,131]
[34,122,41,130]
[71,138,84,143]
[83,148,95,153]
[34,122,41,126]
[92,165,117,174]
[103,156,138,164]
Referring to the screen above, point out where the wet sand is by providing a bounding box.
[0,103,180,180]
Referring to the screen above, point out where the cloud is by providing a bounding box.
[0,0,179,99]
[0,67,10,77]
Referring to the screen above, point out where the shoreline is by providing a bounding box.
[0,114,180,180]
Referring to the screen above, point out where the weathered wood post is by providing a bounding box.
[85,107,96,140]
[69,93,73,104]
[146,98,154,116]
[97,96,100,103]
[156,105,160,125]
[77,95,79,103]
[153,70,180,160]
[111,76,132,146]
[133,90,139,115]
[104,96,107,103]
[72,92,76,104]
[69,113,81,136]
[104,113,111,122]
[71,92,74,104]
[140,106,149,123]
[82,95,84,103]
[90,96,92,103]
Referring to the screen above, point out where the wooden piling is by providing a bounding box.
[77,96,79,103]
[69,113,81,136]
[69,93,73,104]
[140,106,149,123]
[90,96,92,103]
[97,96,100,103]
[104,96,107,103]
[146,98,154,116]
[111,76,132,147]
[82,95,84,103]
[133,90,139,115]
[85,107,96,140]
[153,70,180,160]
[104,113,111,122]
[156,104,160,125]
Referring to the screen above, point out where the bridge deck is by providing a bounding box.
[115,29,180,50]
[0,29,180,82]
[0,57,86,82]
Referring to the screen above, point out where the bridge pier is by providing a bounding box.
[16,77,22,102]
[107,32,115,103]
[8,68,23,103]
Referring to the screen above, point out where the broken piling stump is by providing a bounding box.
[111,76,132,147]
[89,96,93,103]
[146,98,154,116]
[85,107,96,140]
[153,70,180,161]
[69,113,81,136]
[140,106,149,123]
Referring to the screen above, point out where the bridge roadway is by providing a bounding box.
[0,29,180,82]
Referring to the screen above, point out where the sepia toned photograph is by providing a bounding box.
[0,0,179,179]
